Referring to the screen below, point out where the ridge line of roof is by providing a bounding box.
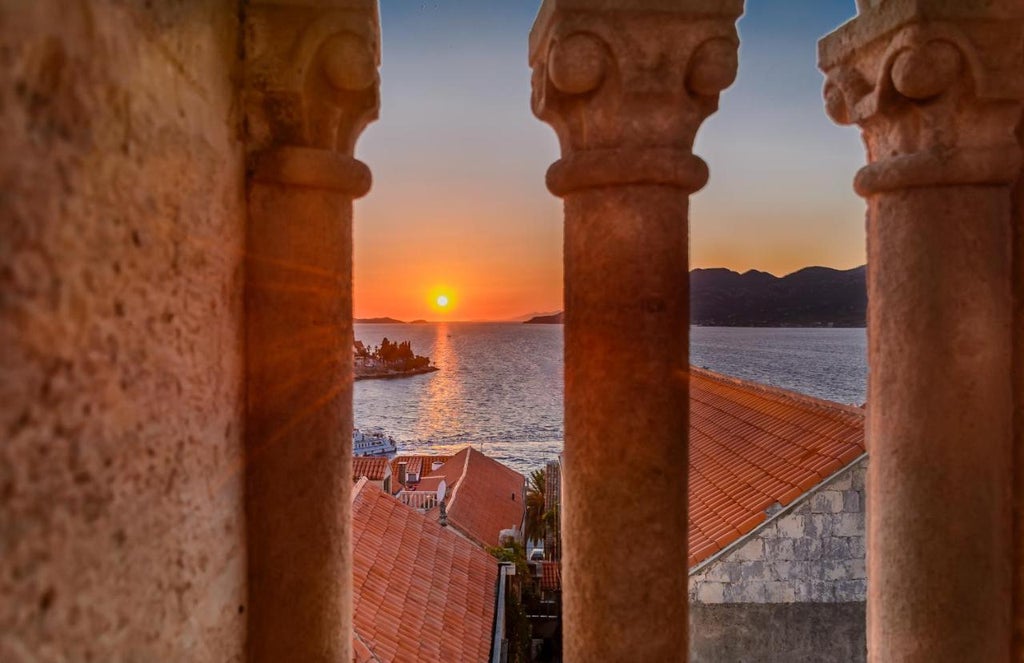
[445,446,475,513]
[355,480,498,561]
[351,482,500,662]
[688,452,868,575]
[690,366,865,417]
[352,476,369,503]
[353,633,383,663]
[689,394,860,456]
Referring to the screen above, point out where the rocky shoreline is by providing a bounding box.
[354,365,439,381]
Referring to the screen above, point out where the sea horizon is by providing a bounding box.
[355,324,867,474]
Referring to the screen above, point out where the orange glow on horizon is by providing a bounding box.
[353,196,864,322]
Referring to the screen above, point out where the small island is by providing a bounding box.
[354,337,439,381]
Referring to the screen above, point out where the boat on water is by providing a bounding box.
[352,428,398,457]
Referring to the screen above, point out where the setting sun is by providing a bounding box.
[429,288,455,314]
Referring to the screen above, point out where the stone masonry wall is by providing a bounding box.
[0,2,247,662]
[689,602,866,663]
[689,457,867,604]
[688,458,868,662]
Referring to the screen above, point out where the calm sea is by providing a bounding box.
[354,324,867,474]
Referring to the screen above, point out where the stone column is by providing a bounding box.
[820,4,1024,661]
[530,2,742,660]
[243,2,379,661]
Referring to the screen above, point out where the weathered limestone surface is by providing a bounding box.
[689,603,866,663]
[244,2,379,661]
[0,1,246,661]
[688,460,867,662]
[689,459,867,606]
[531,1,742,660]
[821,2,1024,660]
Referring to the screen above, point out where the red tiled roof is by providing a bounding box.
[353,457,391,482]
[390,455,452,490]
[353,633,380,663]
[351,480,498,662]
[423,450,469,490]
[409,476,446,493]
[437,447,526,548]
[687,368,865,568]
[540,561,561,592]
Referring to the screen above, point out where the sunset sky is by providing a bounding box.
[354,1,865,321]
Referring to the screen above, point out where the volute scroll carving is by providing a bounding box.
[245,0,380,194]
[819,4,1024,196]
[530,0,743,196]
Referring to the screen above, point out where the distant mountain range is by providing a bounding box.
[355,317,406,324]
[523,266,867,327]
[507,310,562,323]
[691,265,865,327]
[523,312,564,324]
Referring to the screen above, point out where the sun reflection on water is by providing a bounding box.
[419,323,463,435]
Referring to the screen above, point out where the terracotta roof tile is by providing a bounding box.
[435,447,526,548]
[353,457,391,482]
[353,633,381,663]
[390,455,453,492]
[409,476,446,493]
[688,368,865,567]
[352,481,498,662]
[540,561,561,592]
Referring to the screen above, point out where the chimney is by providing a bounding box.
[431,460,444,471]
[397,461,407,486]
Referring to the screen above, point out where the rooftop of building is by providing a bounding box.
[687,367,865,567]
[426,446,527,548]
[390,455,453,486]
[352,456,391,482]
[389,447,526,548]
[351,479,498,662]
[539,561,561,593]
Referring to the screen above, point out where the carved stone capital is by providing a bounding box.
[530,0,743,196]
[245,0,379,192]
[819,1,1024,195]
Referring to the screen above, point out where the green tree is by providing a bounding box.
[525,468,547,544]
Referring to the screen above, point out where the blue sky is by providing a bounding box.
[355,1,866,320]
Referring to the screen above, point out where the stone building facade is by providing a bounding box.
[689,458,868,662]
[540,368,868,662]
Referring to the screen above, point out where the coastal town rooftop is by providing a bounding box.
[687,368,866,567]
[351,479,499,662]
[352,457,391,484]
[391,447,527,548]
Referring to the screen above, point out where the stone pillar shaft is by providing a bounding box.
[531,2,742,660]
[563,187,690,660]
[867,186,1013,661]
[820,4,1024,660]
[246,152,368,662]
[243,3,380,661]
